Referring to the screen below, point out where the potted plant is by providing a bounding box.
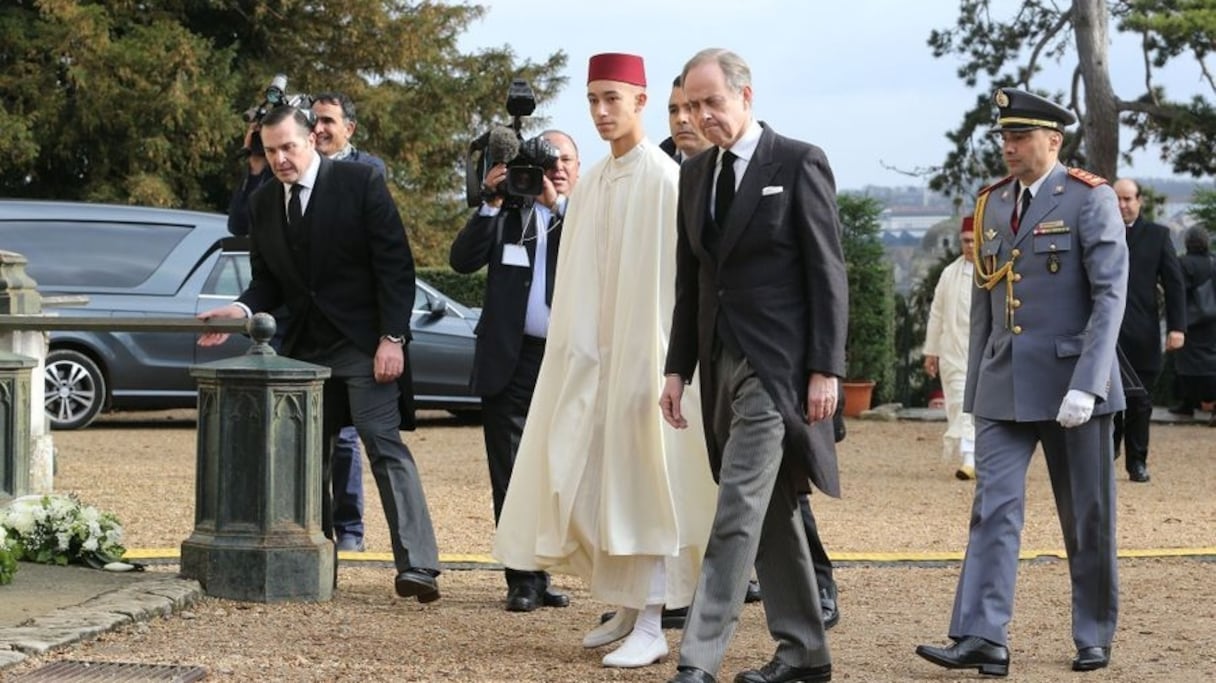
[837,193,896,415]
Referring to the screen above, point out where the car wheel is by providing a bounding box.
[44,349,107,430]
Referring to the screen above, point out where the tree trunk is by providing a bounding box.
[1073,0,1119,180]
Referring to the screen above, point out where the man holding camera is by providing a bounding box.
[199,105,442,603]
[448,129,580,613]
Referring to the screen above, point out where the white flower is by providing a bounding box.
[82,537,99,552]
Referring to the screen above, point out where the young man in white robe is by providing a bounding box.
[492,52,717,669]
[923,216,978,479]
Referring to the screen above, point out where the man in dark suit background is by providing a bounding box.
[660,48,848,683]
[309,91,389,552]
[199,105,442,603]
[660,75,712,163]
[449,129,579,613]
[1112,178,1186,483]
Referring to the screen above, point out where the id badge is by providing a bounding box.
[502,244,530,267]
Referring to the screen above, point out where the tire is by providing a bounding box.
[44,349,107,430]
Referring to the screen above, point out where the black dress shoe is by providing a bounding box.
[1072,646,1110,671]
[505,584,540,612]
[541,587,569,608]
[669,666,716,683]
[734,659,831,683]
[1128,461,1151,483]
[915,636,1008,677]
[1168,403,1194,416]
[819,586,839,630]
[745,579,763,603]
[394,568,440,603]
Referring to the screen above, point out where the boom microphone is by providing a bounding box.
[488,125,520,165]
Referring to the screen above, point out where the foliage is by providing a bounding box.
[0,2,567,266]
[1187,187,1216,232]
[0,525,16,585]
[893,248,960,407]
[929,0,1216,202]
[419,267,486,308]
[1,494,126,570]
[839,193,896,402]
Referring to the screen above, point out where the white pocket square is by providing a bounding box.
[761,185,784,196]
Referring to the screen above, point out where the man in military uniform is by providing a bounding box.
[915,88,1128,676]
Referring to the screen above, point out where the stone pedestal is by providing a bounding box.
[0,351,36,503]
[0,250,51,495]
[180,314,333,602]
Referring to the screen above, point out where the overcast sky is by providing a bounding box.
[458,1,1210,192]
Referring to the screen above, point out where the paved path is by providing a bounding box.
[0,563,200,670]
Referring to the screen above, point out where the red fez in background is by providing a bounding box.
[960,215,975,234]
[587,53,646,87]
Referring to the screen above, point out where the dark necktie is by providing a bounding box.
[287,183,304,237]
[1011,184,1031,234]
[715,149,737,225]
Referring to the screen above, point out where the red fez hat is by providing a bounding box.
[588,53,646,87]
[960,215,975,234]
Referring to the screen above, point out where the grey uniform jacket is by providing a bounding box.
[963,163,1129,422]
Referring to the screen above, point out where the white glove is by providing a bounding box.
[1056,389,1096,428]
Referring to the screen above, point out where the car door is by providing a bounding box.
[194,251,255,363]
[408,281,479,408]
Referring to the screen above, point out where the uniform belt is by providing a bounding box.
[523,335,547,347]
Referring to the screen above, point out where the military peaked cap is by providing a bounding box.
[992,88,1077,132]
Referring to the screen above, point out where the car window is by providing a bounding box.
[0,220,190,288]
[203,253,250,297]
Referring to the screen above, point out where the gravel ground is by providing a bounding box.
[5,411,1216,681]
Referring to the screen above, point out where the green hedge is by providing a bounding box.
[418,267,487,308]
[838,193,896,403]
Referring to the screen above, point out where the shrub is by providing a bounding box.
[838,193,896,403]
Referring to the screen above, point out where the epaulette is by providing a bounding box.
[976,175,1015,197]
[1067,167,1108,187]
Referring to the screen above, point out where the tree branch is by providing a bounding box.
[1141,28,1157,104]
[1023,10,1072,85]
[1194,47,1216,96]
[1117,98,1183,119]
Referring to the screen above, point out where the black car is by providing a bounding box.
[0,200,478,429]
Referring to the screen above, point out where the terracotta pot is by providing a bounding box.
[842,380,876,418]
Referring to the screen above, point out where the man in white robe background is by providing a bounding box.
[492,52,717,670]
[923,215,978,480]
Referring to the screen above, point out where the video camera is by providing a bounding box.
[464,79,559,207]
[241,74,315,155]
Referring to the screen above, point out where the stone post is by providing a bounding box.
[0,251,53,494]
[0,351,36,503]
[180,313,334,602]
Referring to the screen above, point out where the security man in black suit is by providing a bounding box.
[449,129,579,612]
[200,105,441,603]
[1112,178,1186,482]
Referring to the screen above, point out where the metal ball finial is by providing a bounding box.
[247,312,278,356]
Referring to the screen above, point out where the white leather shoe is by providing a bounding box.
[601,629,668,668]
[582,608,637,648]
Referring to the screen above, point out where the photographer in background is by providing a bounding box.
[226,118,274,237]
[449,128,579,613]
